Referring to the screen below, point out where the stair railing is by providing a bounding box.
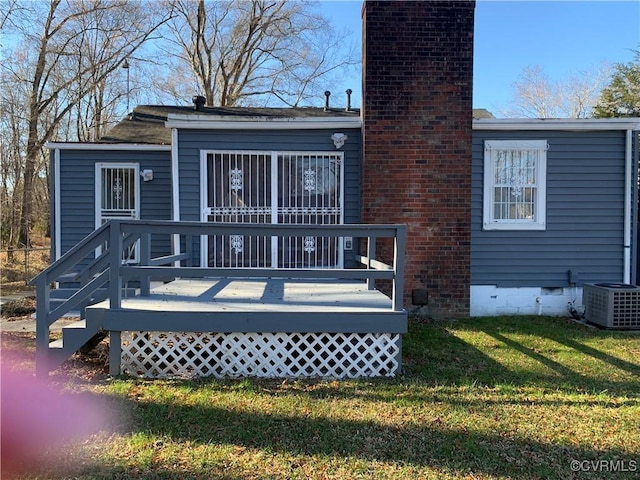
[29,221,120,376]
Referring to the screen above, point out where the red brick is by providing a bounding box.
[362,0,474,318]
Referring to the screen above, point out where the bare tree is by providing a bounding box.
[0,67,28,249]
[162,0,358,107]
[501,64,612,118]
[0,0,24,33]
[1,0,172,247]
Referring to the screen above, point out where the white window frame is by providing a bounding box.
[483,140,548,231]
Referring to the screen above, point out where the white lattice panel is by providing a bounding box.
[120,332,400,379]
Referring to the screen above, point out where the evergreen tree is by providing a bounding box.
[593,51,640,118]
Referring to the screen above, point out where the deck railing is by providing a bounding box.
[30,220,406,376]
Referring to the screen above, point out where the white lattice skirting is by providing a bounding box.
[120,332,401,379]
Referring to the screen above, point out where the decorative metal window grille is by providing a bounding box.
[230,168,243,191]
[493,149,537,221]
[230,235,244,254]
[97,164,139,262]
[100,166,136,214]
[303,236,316,253]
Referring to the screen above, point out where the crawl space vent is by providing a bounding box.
[583,283,640,329]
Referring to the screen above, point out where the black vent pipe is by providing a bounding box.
[192,95,206,111]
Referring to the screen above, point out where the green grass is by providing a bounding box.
[11,316,640,479]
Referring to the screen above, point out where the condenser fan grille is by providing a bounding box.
[583,283,640,329]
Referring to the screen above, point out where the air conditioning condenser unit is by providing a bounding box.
[583,283,640,329]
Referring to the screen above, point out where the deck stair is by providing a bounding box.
[43,286,133,371]
[47,317,104,369]
[48,287,103,317]
[29,221,148,376]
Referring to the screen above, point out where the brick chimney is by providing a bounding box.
[362,0,474,318]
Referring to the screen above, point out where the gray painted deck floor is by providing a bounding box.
[116,278,395,312]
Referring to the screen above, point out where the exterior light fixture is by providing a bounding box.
[331,132,347,149]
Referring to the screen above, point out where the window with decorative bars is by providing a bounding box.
[483,140,548,231]
[96,163,139,262]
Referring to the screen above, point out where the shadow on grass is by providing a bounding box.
[424,316,640,397]
[77,391,636,480]
[13,316,639,479]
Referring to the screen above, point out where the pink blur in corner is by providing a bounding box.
[1,356,110,476]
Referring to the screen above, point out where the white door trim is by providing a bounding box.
[95,162,140,261]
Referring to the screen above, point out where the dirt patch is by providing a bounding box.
[1,296,36,318]
[1,295,110,383]
[1,332,110,385]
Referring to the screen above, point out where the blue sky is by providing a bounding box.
[319,0,640,113]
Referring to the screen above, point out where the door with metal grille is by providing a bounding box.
[276,152,342,268]
[204,152,273,268]
[203,151,343,268]
[96,163,140,262]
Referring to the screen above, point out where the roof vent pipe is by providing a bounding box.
[192,95,206,111]
[345,89,352,111]
[324,91,331,111]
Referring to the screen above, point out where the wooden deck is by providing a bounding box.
[32,221,408,377]
[89,278,407,378]
[92,278,407,334]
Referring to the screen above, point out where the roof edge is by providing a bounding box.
[165,114,362,130]
[473,118,640,131]
[46,142,171,151]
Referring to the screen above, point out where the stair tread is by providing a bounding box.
[60,320,87,329]
[57,272,80,281]
[32,312,81,320]
[49,339,63,349]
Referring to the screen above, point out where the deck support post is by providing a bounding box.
[185,235,193,267]
[393,226,407,311]
[109,331,121,376]
[35,278,51,378]
[140,233,151,296]
[366,237,376,290]
[109,221,122,309]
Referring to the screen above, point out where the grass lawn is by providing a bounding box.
[3,315,639,479]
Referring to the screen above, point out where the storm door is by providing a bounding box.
[203,151,343,268]
[276,153,342,268]
[204,152,273,268]
[95,163,140,262]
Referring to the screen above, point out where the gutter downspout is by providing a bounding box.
[624,128,633,284]
[171,128,181,266]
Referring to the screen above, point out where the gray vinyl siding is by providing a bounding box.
[55,148,172,263]
[176,128,362,265]
[471,130,628,287]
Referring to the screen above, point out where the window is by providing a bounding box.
[483,140,548,231]
[95,163,140,262]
